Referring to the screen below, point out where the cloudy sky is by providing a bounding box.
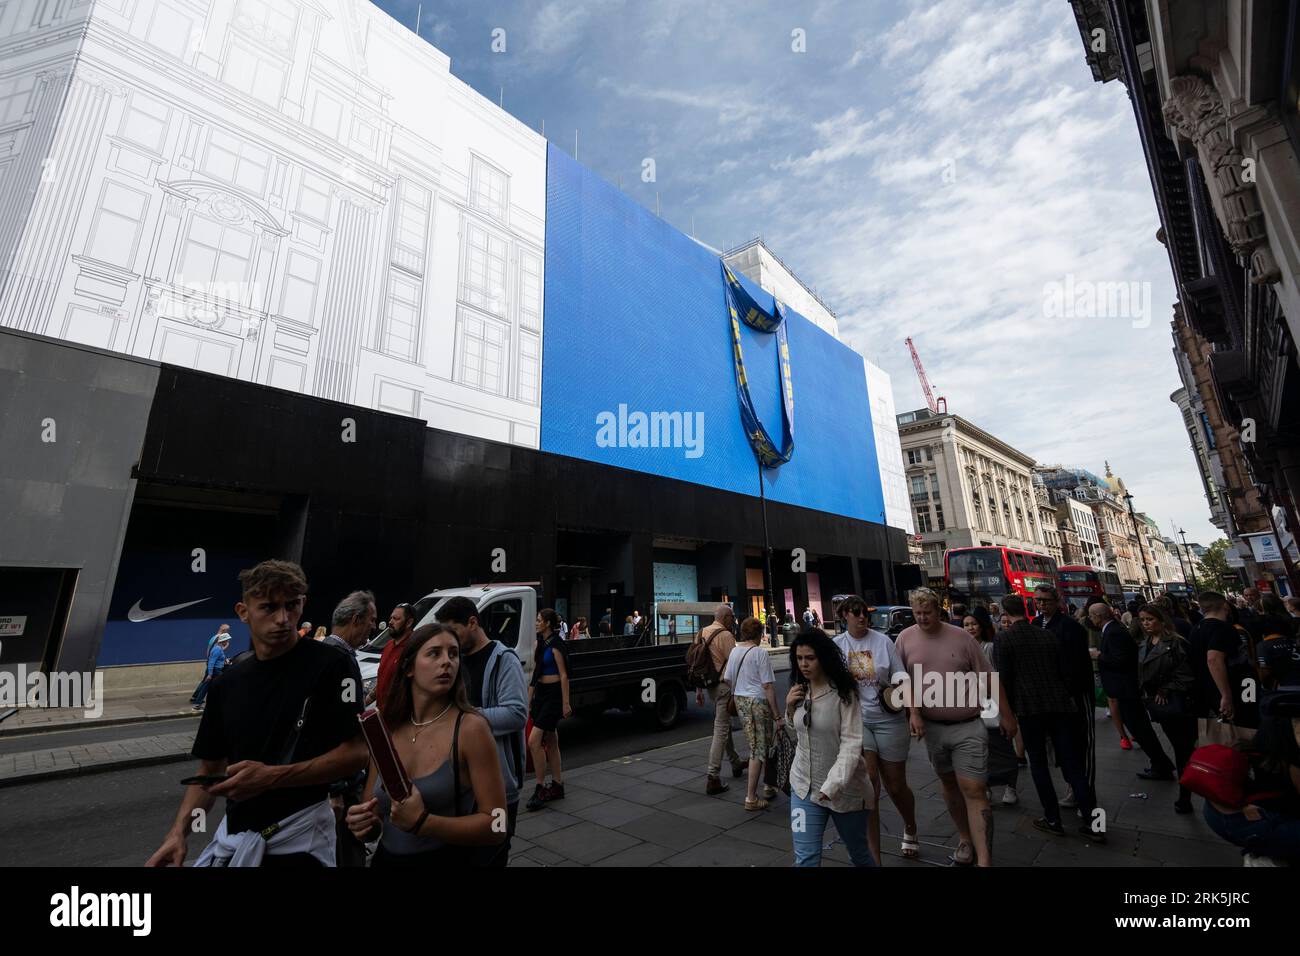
[374,0,1219,545]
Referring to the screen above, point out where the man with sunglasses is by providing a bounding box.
[834,596,920,863]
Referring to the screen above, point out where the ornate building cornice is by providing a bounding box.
[1162,74,1281,284]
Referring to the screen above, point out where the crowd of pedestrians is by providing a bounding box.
[687,581,1299,867]
[153,557,1298,868]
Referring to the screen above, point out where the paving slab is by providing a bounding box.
[662,834,789,867]
[531,820,641,864]
[643,765,699,787]
[607,775,687,806]
[572,797,659,829]
[590,842,677,867]
[602,758,671,779]
[620,809,723,851]
[513,809,582,840]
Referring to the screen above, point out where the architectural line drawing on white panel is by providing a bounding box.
[0,0,547,448]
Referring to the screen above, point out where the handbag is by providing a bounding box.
[765,724,797,795]
[877,677,906,715]
[1197,716,1256,746]
[1144,690,1188,721]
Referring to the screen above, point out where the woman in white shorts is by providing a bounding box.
[833,596,919,862]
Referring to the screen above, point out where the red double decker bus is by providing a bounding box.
[945,546,1060,616]
[1057,565,1124,608]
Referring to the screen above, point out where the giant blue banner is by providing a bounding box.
[541,144,885,523]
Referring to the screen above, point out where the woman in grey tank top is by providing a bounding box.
[346,624,507,867]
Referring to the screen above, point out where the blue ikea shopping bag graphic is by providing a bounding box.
[540,143,884,524]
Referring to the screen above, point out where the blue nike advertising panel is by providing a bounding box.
[99,507,266,667]
[540,144,885,523]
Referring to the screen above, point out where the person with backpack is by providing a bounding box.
[723,616,785,811]
[345,623,507,867]
[1136,604,1198,814]
[1198,691,1300,864]
[785,630,874,866]
[435,596,527,866]
[688,604,747,795]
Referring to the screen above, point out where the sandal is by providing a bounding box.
[744,797,769,812]
[901,829,920,860]
[948,841,974,866]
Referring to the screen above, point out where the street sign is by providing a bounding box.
[914,534,922,543]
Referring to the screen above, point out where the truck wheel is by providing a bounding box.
[651,685,684,730]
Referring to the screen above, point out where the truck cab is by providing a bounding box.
[357,585,538,699]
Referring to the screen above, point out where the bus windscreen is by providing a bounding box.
[947,548,1007,601]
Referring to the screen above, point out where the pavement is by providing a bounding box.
[504,729,1246,867]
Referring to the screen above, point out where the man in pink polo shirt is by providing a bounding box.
[896,588,1016,867]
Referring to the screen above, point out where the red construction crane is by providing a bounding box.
[905,337,947,415]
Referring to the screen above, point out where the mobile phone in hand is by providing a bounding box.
[180,774,230,786]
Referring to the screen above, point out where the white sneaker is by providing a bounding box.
[1002,786,1019,806]
[1059,787,1077,809]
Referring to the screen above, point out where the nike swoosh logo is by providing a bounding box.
[127,597,211,622]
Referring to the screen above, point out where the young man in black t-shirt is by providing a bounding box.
[1190,592,1259,727]
[146,560,367,868]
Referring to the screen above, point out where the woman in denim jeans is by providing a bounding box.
[785,631,874,867]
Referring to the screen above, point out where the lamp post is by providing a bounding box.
[1178,528,1199,594]
[757,460,776,642]
[1123,492,1155,599]
[1171,530,1191,589]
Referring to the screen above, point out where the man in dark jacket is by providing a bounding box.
[1088,602,1176,779]
[1034,585,1096,809]
[1002,596,1100,841]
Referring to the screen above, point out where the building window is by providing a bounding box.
[177,214,255,291]
[392,179,431,274]
[915,508,933,533]
[910,475,927,496]
[235,0,297,42]
[935,505,945,531]
[222,40,287,108]
[144,2,195,60]
[279,250,320,325]
[517,331,540,404]
[310,91,344,139]
[296,171,331,225]
[382,272,421,361]
[930,473,940,497]
[906,448,926,466]
[456,308,509,394]
[118,93,170,153]
[461,222,507,316]
[202,129,271,196]
[0,75,36,125]
[85,182,149,270]
[519,249,542,331]
[470,156,508,222]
